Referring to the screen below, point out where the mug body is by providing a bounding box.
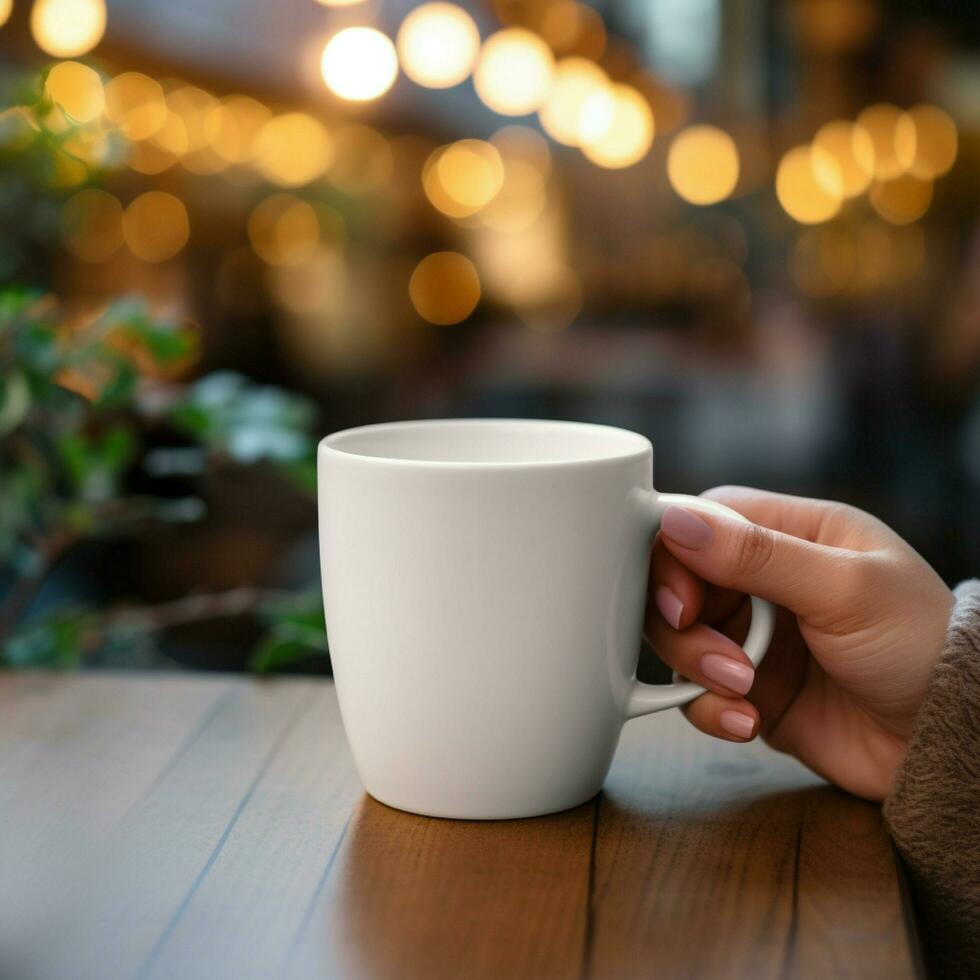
[318,419,654,819]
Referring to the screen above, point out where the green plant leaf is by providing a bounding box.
[0,609,95,668]
[0,369,31,435]
[249,634,315,673]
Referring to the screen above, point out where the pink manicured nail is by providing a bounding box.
[661,507,713,550]
[701,654,754,695]
[655,585,683,629]
[720,710,756,740]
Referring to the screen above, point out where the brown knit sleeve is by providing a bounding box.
[883,579,980,977]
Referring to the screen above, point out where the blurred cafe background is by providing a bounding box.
[0,0,978,674]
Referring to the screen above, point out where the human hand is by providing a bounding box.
[646,487,954,801]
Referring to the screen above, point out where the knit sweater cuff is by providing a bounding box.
[883,578,980,975]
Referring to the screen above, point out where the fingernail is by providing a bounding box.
[701,654,754,695]
[655,585,683,629]
[661,507,713,550]
[720,710,756,740]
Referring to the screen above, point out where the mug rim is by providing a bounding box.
[319,418,652,470]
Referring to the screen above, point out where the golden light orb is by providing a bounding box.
[45,61,104,124]
[409,251,481,325]
[422,140,506,218]
[254,112,333,187]
[811,120,872,198]
[436,139,504,210]
[127,139,178,176]
[855,103,910,180]
[396,3,481,89]
[666,125,739,204]
[61,188,122,262]
[151,111,188,156]
[205,95,270,165]
[122,191,189,263]
[776,144,842,224]
[0,0,12,27]
[321,27,398,102]
[537,57,608,146]
[248,194,320,266]
[895,104,957,179]
[539,1,606,60]
[166,85,218,152]
[473,28,554,117]
[869,174,933,225]
[578,84,654,169]
[31,0,106,57]
[104,73,167,141]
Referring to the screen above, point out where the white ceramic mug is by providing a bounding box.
[319,419,774,820]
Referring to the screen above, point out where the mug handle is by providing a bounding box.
[625,491,776,720]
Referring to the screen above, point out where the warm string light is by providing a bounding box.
[409,252,481,325]
[776,102,955,226]
[31,0,106,57]
[45,62,104,124]
[473,28,554,116]
[667,126,739,205]
[34,0,961,319]
[321,28,398,102]
[396,3,480,89]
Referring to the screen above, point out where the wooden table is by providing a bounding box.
[0,672,920,980]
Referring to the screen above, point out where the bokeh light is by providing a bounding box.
[538,58,608,146]
[422,140,506,218]
[321,27,398,102]
[31,0,106,58]
[776,145,842,224]
[491,125,552,177]
[854,103,909,180]
[477,157,547,232]
[205,95,270,165]
[667,125,739,204]
[0,0,12,27]
[122,191,190,262]
[479,129,550,232]
[539,1,606,60]
[45,62,104,124]
[869,174,933,225]
[104,73,167,141]
[410,251,481,324]
[61,188,122,262]
[473,28,554,116]
[578,84,654,169]
[895,104,957,180]
[436,139,504,210]
[328,125,393,195]
[396,3,480,90]
[248,194,320,266]
[167,86,216,153]
[166,86,228,174]
[269,245,347,318]
[127,138,178,176]
[811,120,872,198]
[254,112,333,187]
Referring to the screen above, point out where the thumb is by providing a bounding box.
[658,502,855,618]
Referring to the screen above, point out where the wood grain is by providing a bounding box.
[0,674,917,980]
[287,795,595,980]
[587,709,917,980]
